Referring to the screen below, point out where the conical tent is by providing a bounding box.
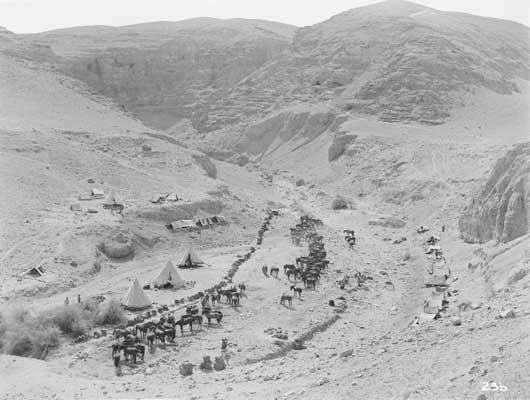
[122,278,151,310]
[177,246,205,268]
[103,190,119,205]
[153,260,185,288]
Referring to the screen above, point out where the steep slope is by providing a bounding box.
[17,1,529,161]
[0,39,261,304]
[460,142,530,243]
[212,0,528,130]
[22,18,296,130]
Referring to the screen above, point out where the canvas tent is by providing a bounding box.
[91,188,104,198]
[425,275,448,288]
[103,190,120,206]
[167,219,196,231]
[153,260,185,288]
[177,246,206,268]
[424,291,446,314]
[122,278,151,310]
[425,245,441,254]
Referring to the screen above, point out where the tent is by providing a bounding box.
[425,245,441,254]
[122,278,151,310]
[177,246,206,268]
[91,188,104,198]
[168,219,196,231]
[153,260,185,288]
[103,190,120,206]
[425,275,448,288]
[423,290,447,314]
[24,266,44,277]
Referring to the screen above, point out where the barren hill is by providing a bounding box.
[19,0,530,157]
[22,18,296,129]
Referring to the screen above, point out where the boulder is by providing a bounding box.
[200,356,213,371]
[451,317,462,326]
[179,362,194,376]
[499,309,516,319]
[213,356,226,371]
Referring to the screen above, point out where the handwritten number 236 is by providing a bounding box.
[482,382,508,392]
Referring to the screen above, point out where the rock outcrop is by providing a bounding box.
[459,143,530,243]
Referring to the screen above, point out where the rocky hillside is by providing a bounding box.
[20,0,530,135]
[460,142,530,243]
[22,19,296,129]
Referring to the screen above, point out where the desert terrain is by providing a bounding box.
[1,1,529,399]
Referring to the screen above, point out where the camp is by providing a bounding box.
[122,278,151,310]
[177,246,206,268]
[152,260,185,289]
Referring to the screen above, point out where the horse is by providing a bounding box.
[238,283,246,294]
[230,294,240,307]
[113,353,121,374]
[135,344,145,361]
[283,264,296,274]
[304,278,317,289]
[146,331,156,347]
[280,294,293,308]
[204,310,223,325]
[103,203,125,215]
[110,343,122,358]
[290,285,303,299]
[163,326,176,342]
[155,328,166,344]
[211,292,220,305]
[286,269,297,280]
[270,267,279,278]
[123,346,137,363]
[175,317,194,335]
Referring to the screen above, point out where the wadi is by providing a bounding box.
[0,1,529,399]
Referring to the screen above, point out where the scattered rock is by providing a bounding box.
[340,349,353,358]
[499,309,516,319]
[179,362,194,376]
[213,356,226,371]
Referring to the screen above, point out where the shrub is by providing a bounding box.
[95,299,126,325]
[0,306,61,358]
[332,196,349,210]
[47,305,89,336]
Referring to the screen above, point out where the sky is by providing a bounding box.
[0,0,528,33]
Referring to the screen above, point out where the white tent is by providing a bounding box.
[103,190,120,205]
[177,246,206,268]
[122,278,151,310]
[91,188,104,198]
[153,260,185,288]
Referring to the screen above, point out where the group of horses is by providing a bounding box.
[289,215,324,246]
[281,215,329,307]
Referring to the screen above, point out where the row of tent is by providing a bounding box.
[167,216,227,231]
[122,246,206,310]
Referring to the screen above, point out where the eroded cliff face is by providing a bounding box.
[23,19,296,130]
[459,143,530,243]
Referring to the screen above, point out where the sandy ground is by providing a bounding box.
[1,46,529,400]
